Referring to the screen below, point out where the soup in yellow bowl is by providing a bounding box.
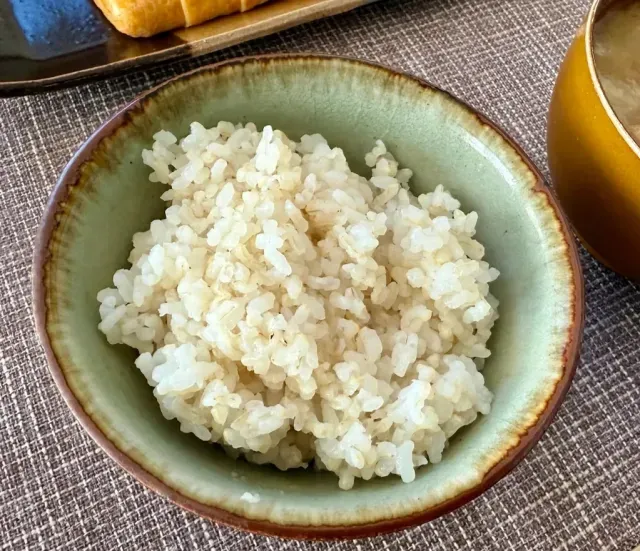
[594,0,640,144]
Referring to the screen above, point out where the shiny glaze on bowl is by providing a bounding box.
[34,54,583,539]
[548,0,640,280]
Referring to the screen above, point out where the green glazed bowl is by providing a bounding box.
[33,55,583,539]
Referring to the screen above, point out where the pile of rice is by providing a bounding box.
[98,121,499,490]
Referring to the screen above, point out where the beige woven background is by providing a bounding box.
[1,0,639,549]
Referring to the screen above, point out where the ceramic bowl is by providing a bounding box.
[548,0,640,280]
[34,54,583,539]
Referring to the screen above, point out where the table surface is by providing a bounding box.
[1,0,639,549]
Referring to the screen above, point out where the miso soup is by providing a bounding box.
[594,0,640,144]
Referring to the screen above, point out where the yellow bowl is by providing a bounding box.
[548,0,640,280]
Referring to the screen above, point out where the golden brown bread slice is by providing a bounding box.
[94,0,270,38]
[182,0,241,27]
[94,0,186,37]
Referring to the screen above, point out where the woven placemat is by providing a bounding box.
[1,0,639,549]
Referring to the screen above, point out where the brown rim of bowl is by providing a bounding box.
[587,0,640,158]
[32,53,585,540]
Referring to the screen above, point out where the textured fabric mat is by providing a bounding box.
[1,0,639,549]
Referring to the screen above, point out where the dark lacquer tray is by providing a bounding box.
[0,0,374,96]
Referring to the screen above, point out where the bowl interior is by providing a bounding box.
[40,57,578,532]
